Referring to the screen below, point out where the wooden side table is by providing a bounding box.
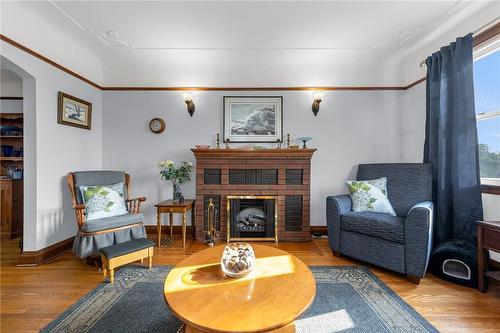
[155,200,195,249]
[477,220,500,292]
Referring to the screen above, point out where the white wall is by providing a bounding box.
[1,41,102,251]
[0,1,103,85]
[102,90,408,227]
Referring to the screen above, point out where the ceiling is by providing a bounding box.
[1,1,496,87]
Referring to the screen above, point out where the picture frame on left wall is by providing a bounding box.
[57,92,92,130]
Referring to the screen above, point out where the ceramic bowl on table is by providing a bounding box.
[195,145,210,149]
[221,243,256,278]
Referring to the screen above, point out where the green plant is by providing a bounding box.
[159,160,193,184]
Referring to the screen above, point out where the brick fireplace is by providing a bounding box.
[192,148,316,242]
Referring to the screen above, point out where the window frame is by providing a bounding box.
[473,22,500,193]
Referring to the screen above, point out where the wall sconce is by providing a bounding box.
[182,92,195,117]
[311,90,324,116]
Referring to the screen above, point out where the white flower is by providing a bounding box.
[188,162,193,166]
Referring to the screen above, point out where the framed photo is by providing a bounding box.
[223,96,283,143]
[57,92,92,130]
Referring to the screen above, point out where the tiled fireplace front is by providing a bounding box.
[192,148,316,242]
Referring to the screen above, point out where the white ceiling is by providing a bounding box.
[1,1,497,87]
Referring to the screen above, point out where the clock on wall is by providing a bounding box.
[149,118,166,134]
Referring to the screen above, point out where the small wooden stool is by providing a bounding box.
[100,238,154,283]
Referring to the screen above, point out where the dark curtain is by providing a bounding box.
[424,33,483,246]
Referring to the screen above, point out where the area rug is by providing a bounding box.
[146,235,176,247]
[41,266,439,333]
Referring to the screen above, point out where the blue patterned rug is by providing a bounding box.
[41,266,438,333]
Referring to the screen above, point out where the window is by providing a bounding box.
[473,49,500,180]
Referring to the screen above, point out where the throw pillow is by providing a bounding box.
[79,182,128,221]
[346,178,396,216]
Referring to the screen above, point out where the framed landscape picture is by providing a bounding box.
[57,92,92,130]
[223,96,283,143]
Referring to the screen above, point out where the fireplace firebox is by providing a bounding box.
[227,196,277,242]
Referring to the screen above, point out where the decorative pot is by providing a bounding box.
[221,243,255,278]
[173,182,184,202]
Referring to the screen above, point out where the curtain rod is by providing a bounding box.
[419,16,500,67]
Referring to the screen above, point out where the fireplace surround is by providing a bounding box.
[227,196,277,242]
[192,148,316,242]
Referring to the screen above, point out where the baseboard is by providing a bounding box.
[18,236,74,266]
[310,226,327,235]
[145,225,327,237]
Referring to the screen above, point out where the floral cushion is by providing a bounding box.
[79,182,128,221]
[346,177,396,216]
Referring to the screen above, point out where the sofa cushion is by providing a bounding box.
[81,213,144,233]
[341,212,404,243]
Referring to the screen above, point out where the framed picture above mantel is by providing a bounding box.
[223,96,283,143]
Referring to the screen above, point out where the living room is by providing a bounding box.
[1,1,499,332]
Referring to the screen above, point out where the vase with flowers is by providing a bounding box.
[159,160,193,202]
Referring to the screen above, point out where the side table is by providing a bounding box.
[477,220,500,292]
[155,199,195,249]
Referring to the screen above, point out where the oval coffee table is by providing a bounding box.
[164,244,316,333]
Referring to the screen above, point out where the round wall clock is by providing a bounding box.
[149,118,166,134]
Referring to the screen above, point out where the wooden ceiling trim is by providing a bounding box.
[1,33,427,92]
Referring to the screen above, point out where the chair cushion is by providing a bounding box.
[341,211,405,243]
[79,183,128,221]
[357,163,432,217]
[346,178,396,216]
[74,171,127,204]
[81,213,144,233]
[100,238,154,259]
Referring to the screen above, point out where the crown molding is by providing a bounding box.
[1,34,426,92]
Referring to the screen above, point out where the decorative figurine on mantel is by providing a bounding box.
[276,138,282,149]
[286,133,291,148]
[216,133,221,149]
[296,136,313,149]
[224,138,231,149]
[159,160,193,202]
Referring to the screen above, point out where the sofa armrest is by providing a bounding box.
[405,201,434,278]
[126,197,146,214]
[326,195,352,252]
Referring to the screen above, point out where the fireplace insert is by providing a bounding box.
[227,196,277,242]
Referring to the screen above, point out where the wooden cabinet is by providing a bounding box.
[1,111,24,239]
[11,179,23,238]
[1,179,12,239]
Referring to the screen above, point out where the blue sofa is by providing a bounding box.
[326,163,434,284]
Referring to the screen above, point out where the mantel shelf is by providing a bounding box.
[192,148,317,159]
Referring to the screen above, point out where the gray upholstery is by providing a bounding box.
[341,231,406,274]
[71,170,146,259]
[73,224,146,258]
[341,212,404,243]
[357,163,432,217]
[81,213,144,233]
[74,170,127,204]
[100,238,154,259]
[327,163,434,278]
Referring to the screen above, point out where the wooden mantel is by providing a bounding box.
[192,148,316,242]
[191,148,317,159]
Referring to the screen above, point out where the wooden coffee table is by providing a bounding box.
[164,244,316,333]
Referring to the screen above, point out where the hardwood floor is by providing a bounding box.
[1,236,499,333]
